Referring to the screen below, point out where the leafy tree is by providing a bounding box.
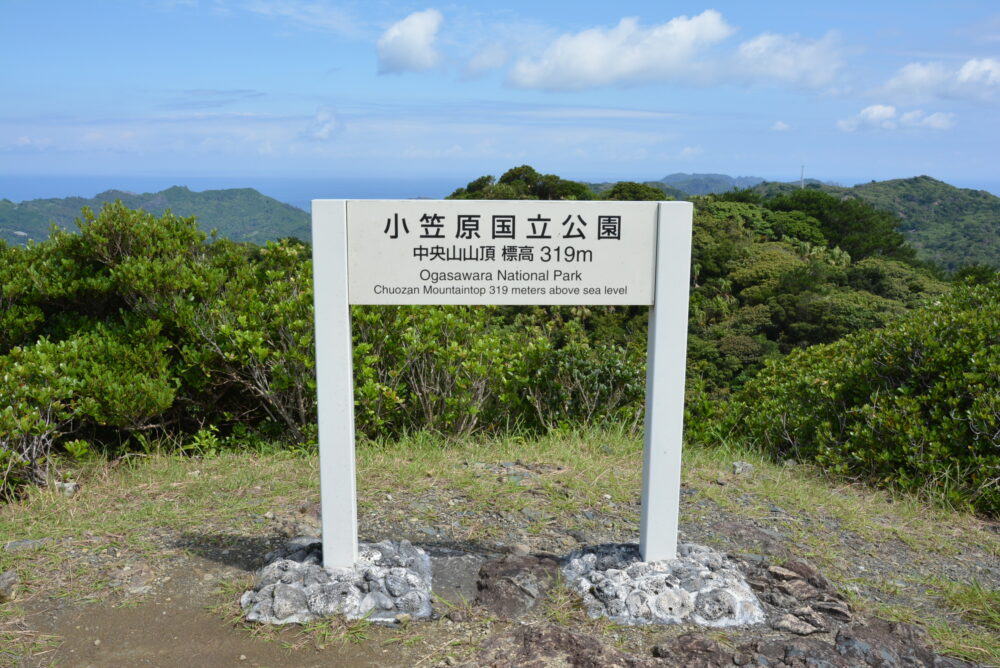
[601,181,671,201]
[766,190,916,263]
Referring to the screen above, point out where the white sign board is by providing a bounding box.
[346,200,657,305]
[312,200,692,569]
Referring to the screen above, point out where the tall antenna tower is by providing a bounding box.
[800,165,805,189]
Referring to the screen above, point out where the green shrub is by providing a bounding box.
[725,283,1000,514]
[0,320,175,493]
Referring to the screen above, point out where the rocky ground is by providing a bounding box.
[2,458,998,667]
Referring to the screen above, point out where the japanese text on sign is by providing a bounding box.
[345,200,659,306]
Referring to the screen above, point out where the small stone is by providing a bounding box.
[768,565,802,581]
[239,655,247,661]
[732,461,754,475]
[510,543,530,557]
[813,599,852,621]
[772,613,820,635]
[55,481,80,497]
[395,613,412,626]
[791,606,828,631]
[521,508,545,522]
[781,559,831,590]
[93,639,101,647]
[777,579,820,600]
[0,570,19,603]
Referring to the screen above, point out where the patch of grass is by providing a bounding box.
[0,606,61,668]
[927,578,1000,630]
[871,586,1000,665]
[925,620,1000,666]
[681,439,1000,580]
[541,579,585,626]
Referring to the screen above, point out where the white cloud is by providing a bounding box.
[507,10,735,91]
[679,145,704,158]
[306,107,341,140]
[837,104,955,132]
[377,9,444,74]
[509,107,679,120]
[899,109,956,129]
[770,120,790,131]
[465,42,509,77]
[957,58,1000,86]
[735,32,842,87]
[243,0,358,36]
[884,57,1000,101]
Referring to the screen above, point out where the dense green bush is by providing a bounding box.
[723,283,1000,514]
[0,203,317,494]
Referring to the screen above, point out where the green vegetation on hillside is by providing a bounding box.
[0,185,310,246]
[754,176,1000,271]
[723,282,1000,515]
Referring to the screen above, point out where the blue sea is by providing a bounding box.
[0,175,466,211]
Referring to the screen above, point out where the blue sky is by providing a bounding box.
[2,1,999,190]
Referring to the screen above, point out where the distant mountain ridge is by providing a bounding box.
[586,172,769,199]
[658,172,766,195]
[0,185,311,246]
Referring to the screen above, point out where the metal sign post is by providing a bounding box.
[312,200,692,568]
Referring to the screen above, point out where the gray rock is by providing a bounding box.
[384,572,411,597]
[772,612,821,635]
[307,582,356,616]
[564,543,765,627]
[242,539,433,625]
[694,589,737,622]
[0,570,19,603]
[655,589,693,620]
[271,583,308,620]
[732,461,755,475]
[509,543,530,557]
[813,598,853,622]
[3,538,48,553]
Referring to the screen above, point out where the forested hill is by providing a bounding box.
[587,173,766,199]
[754,176,1000,271]
[659,172,765,195]
[0,185,311,246]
